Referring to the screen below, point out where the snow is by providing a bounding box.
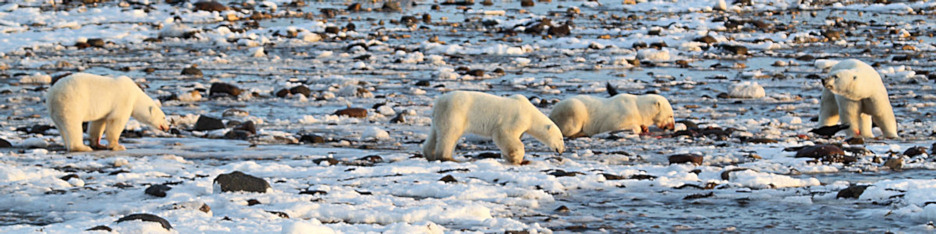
[729,82,766,99]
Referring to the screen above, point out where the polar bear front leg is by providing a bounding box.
[837,99,863,138]
[103,118,129,151]
[859,114,874,138]
[818,89,840,126]
[493,132,525,165]
[88,120,107,149]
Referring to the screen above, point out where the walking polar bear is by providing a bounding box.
[47,73,170,152]
[422,91,565,165]
[818,59,898,138]
[549,94,675,137]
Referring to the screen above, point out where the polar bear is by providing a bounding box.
[549,94,675,137]
[818,59,898,138]
[422,91,565,165]
[47,73,170,152]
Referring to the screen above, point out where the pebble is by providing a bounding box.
[668,154,704,165]
[209,82,242,97]
[145,184,172,197]
[335,107,368,118]
[193,115,225,131]
[794,145,844,158]
[214,171,271,193]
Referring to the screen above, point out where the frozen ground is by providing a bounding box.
[1,0,936,233]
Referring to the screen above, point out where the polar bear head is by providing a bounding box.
[132,94,171,131]
[541,123,565,154]
[822,59,882,100]
[641,95,675,130]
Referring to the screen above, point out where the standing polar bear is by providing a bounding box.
[47,73,170,152]
[422,91,565,165]
[818,59,898,138]
[549,94,675,137]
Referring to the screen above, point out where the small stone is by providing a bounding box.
[845,137,864,145]
[795,145,844,158]
[836,185,869,199]
[222,109,249,118]
[299,134,326,144]
[267,211,289,218]
[718,44,748,55]
[75,42,90,49]
[224,130,252,140]
[668,154,704,165]
[903,146,927,157]
[482,0,493,5]
[193,116,225,131]
[213,171,271,193]
[720,168,753,180]
[347,3,361,11]
[299,190,327,195]
[209,82,242,97]
[415,80,430,86]
[235,121,257,134]
[467,69,484,77]
[400,16,418,26]
[554,205,570,213]
[87,38,105,48]
[324,26,340,34]
[319,8,337,18]
[548,23,571,37]
[694,35,717,44]
[884,157,903,171]
[312,158,339,165]
[0,138,11,148]
[247,199,261,206]
[289,85,312,97]
[86,226,112,232]
[521,0,534,7]
[382,1,402,12]
[334,107,367,118]
[145,184,172,197]
[115,213,172,230]
[193,1,228,12]
[601,173,626,180]
[144,67,156,73]
[439,175,457,183]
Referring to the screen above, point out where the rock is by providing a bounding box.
[181,65,203,77]
[224,130,252,140]
[548,22,571,37]
[324,26,340,34]
[312,158,339,165]
[601,173,626,180]
[194,116,225,131]
[87,38,105,48]
[168,201,210,213]
[382,1,401,12]
[299,134,326,144]
[415,80,430,86]
[695,35,717,44]
[836,185,869,199]
[884,157,903,171]
[554,205,570,213]
[822,30,843,41]
[668,154,703,165]
[289,85,312,97]
[194,1,228,12]
[794,145,844,158]
[684,192,714,200]
[335,107,367,118]
[213,171,271,193]
[222,109,249,118]
[347,3,361,11]
[86,225,112,231]
[115,213,172,230]
[400,16,418,26]
[903,146,927,157]
[629,174,657,180]
[145,184,171,197]
[0,138,11,148]
[810,124,849,138]
[75,42,90,49]
[720,168,753,180]
[845,137,864,145]
[267,210,289,218]
[822,155,857,164]
[467,69,484,77]
[247,199,261,206]
[299,190,327,195]
[520,0,534,7]
[718,44,748,55]
[209,83,242,97]
[235,121,257,134]
[439,175,457,183]
[320,8,338,18]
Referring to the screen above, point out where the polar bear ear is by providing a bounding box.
[852,75,857,80]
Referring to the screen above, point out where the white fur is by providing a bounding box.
[549,94,675,137]
[46,73,170,152]
[422,91,565,165]
[819,59,898,138]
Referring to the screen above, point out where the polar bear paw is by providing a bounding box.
[70,145,94,152]
[109,144,126,151]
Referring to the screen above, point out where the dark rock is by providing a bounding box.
[718,44,748,55]
[213,171,271,193]
[472,152,501,159]
[668,154,703,165]
[299,134,326,144]
[334,107,367,118]
[554,205,570,213]
[0,138,11,148]
[86,225,112,231]
[289,85,312,97]
[324,26,340,34]
[23,124,53,134]
[822,155,857,164]
[795,145,844,158]
[320,8,338,18]
[194,1,228,12]
[810,124,849,138]
[822,30,843,41]
[87,38,105,47]
[836,185,869,199]
[347,3,361,11]
[75,42,90,49]
[401,16,418,26]
[720,168,753,180]
[181,65,203,77]
[743,138,778,144]
[193,116,225,131]
[247,199,261,206]
[467,69,484,77]
[299,190,327,195]
[677,120,698,130]
[845,137,864,145]
[601,173,626,180]
[312,158,339,165]
[632,41,648,49]
[422,14,431,24]
[684,192,714,200]
[520,0,534,7]
[649,41,667,49]
[235,121,257,134]
[382,1,402,12]
[629,174,657,180]
[884,157,903,170]
[60,174,79,181]
[903,146,928,157]
[439,175,457,183]
[209,83,241,97]
[145,184,172,197]
[224,130,252,140]
[267,211,289,218]
[389,113,406,124]
[115,213,172,230]
[694,35,717,44]
[275,89,290,98]
[415,80,430,86]
[546,169,583,177]
[548,22,571,37]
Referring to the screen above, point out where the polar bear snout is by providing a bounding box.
[821,77,835,90]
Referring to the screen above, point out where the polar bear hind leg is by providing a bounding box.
[492,131,525,165]
[422,128,439,161]
[432,126,463,162]
[549,99,587,137]
[88,120,107,148]
[55,116,93,152]
[104,117,129,151]
[818,89,840,126]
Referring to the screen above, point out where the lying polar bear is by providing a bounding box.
[549,93,675,137]
[422,91,565,165]
[47,73,170,152]
[818,59,898,138]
